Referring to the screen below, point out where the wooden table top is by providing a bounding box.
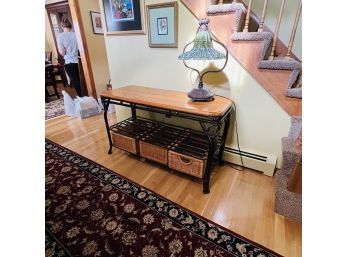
[100,85,233,117]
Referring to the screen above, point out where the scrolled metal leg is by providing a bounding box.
[218,111,231,165]
[102,98,113,154]
[131,104,136,120]
[200,122,221,194]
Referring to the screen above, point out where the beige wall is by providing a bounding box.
[78,0,110,96]
[242,0,302,60]
[101,0,291,168]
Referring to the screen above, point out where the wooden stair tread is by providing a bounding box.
[180,0,302,117]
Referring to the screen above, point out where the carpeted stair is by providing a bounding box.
[207,1,246,32]
[207,0,302,99]
[274,116,302,222]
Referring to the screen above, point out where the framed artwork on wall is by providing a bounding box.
[100,0,145,35]
[90,11,104,34]
[146,2,178,48]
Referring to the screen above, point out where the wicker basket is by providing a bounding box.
[168,150,205,178]
[139,141,168,165]
[111,131,137,154]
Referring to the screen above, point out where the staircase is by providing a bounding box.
[180,0,302,221]
[180,0,302,117]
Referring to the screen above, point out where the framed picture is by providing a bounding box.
[146,2,178,48]
[100,0,145,35]
[90,11,104,34]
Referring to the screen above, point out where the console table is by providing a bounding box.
[100,85,233,193]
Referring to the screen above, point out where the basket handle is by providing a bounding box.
[179,156,192,165]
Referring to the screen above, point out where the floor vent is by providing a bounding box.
[223,146,277,176]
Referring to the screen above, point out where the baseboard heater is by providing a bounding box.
[222,146,277,176]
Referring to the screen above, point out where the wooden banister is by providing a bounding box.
[258,0,268,32]
[285,0,302,60]
[268,0,286,60]
[243,0,252,32]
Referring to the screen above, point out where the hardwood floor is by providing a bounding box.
[45,113,302,257]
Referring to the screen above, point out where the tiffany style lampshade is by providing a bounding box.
[178,18,228,101]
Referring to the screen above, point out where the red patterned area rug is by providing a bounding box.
[45,139,282,257]
[45,99,65,120]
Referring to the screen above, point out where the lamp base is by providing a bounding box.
[187,87,215,101]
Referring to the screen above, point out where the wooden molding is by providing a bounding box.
[68,0,97,98]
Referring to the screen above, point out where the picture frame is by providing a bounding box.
[90,11,104,34]
[100,0,145,35]
[146,2,178,48]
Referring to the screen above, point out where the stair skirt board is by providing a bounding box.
[223,147,277,176]
[206,2,246,32]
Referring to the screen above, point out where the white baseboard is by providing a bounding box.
[222,147,277,176]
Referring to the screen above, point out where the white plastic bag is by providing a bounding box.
[62,90,75,117]
[97,98,116,113]
[74,96,102,119]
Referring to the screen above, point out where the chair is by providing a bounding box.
[45,51,68,87]
[53,63,69,87]
[45,51,52,63]
[45,64,60,102]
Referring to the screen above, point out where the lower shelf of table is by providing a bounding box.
[109,117,218,179]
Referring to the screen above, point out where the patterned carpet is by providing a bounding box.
[45,99,65,120]
[45,139,282,257]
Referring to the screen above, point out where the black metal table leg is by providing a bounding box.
[102,97,113,154]
[203,138,216,194]
[218,110,231,165]
[131,104,136,120]
[200,122,221,194]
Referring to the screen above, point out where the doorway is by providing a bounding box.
[46,0,88,97]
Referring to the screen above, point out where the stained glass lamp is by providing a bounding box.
[178,18,228,101]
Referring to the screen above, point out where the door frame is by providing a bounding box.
[45,0,97,98]
[68,0,97,98]
[46,1,72,63]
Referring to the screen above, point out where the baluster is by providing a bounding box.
[268,0,286,60]
[218,0,223,4]
[285,0,302,60]
[258,0,268,32]
[243,0,252,32]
